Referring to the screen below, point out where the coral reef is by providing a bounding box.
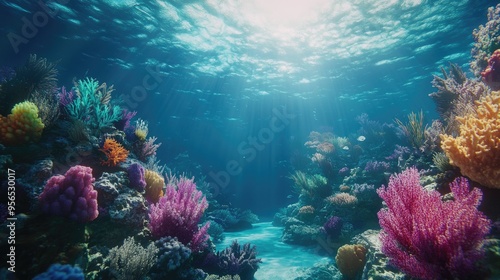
[38,165,99,223]
[33,264,84,280]
[148,176,210,251]
[0,54,58,116]
[377,167,491,279]
[127,163,146,192]
[64,78,121,131]
[144,169,165,203]
[107,237,158,280]
[0,101,45,146]
[335,244,367,279]
[481,49,500,90]
[201,240,262,280]
[99,138,129,166]
[471,4,500,77]
[441,91,500,188]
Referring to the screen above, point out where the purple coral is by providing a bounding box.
[323,216,343,240]
[39,165,99,223]
[201,240,262,280]
[127,163,146,192]
[364,160,390,173]
[377,167,491,280]
[148,176,210,251]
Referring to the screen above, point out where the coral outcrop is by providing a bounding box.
[38,165,99,223]
[441,91,500,188]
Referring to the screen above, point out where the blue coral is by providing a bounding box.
[33,264,84,280]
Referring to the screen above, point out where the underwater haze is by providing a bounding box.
[1,0,492,214]
[1,0,500,279]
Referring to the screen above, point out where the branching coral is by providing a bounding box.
[441,91,500,188]
[377,168,491,279]
[65,77,121,130]
[99,138,129,166]
[395,110,426,150]
[201,240,262,280]
[0,101,45,146]
[148,176,210,251]
[290,171,330,198]
[108,237,158,280]
[429,64,489,130]
[471,4,500,77]
[0,54,58,116]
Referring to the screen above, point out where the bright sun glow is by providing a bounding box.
[241,0,331,32]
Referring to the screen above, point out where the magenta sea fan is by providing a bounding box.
[377,167,491,280]
[148,176,210,251]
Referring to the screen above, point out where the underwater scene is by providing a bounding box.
[1,0,500,279]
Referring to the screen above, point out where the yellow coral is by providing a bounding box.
[440,91,500,188]
[144,169,164,203]
[134,118,148,141]
[0,101,45,146]
[335,244,367,279]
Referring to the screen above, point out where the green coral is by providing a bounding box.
[66,77,121,130]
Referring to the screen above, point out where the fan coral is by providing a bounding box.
[481,49,500,90]
[38,165,99,223]
[335,244,367,279]
[148,176,210,251]
[440,91,500,188]
[144,169,165,203]
[99,138,129,166]
[377,167,491,279]
[0,101,44,146]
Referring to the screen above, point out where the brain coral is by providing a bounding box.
[0,101,44,146]
[441,90,500,188]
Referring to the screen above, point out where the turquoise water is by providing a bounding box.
[217,222,331,280]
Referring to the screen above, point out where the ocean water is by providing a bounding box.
[0,0,499,279]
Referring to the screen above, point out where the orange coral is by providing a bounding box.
[99,138,129,166]
[298,205,315,221]
[0,101,44,146]
[144,169,164,203]
[441,91,500,188]
[335,244,367,279]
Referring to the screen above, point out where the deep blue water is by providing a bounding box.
[0,0,494,216]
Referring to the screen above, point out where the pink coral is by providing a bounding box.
[481,49,500,90]
[377,167,491,280]
[148,176,210,251]
[39,165,98,223]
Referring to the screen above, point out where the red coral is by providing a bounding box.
[481,49,500,90]
[99,138,129,166]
